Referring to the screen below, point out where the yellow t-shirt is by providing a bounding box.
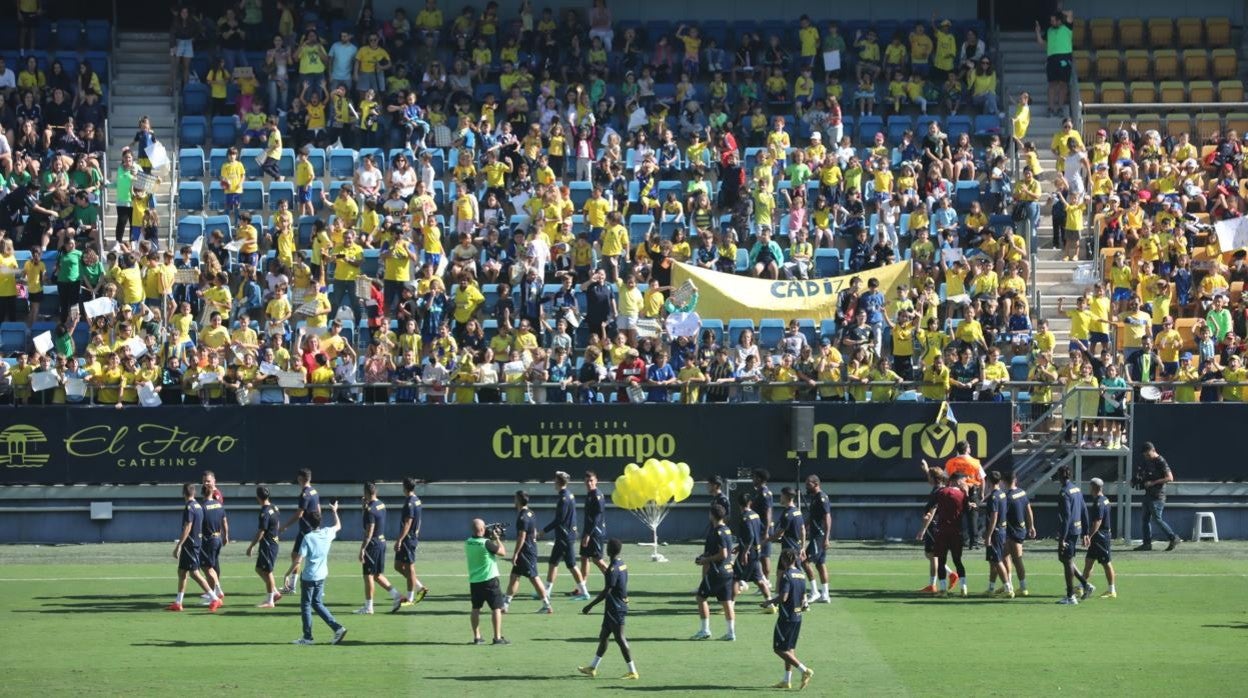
[221,161,246,194]
[422,224,444,255]
[356,45,390,73]
[332,243,364,281]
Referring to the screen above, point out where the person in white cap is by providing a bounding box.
[1080,477,1117,598]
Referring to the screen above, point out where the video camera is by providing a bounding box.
[485,522,509,538]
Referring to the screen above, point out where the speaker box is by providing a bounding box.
[790,406,815,452]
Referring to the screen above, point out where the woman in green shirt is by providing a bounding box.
[69,154,103,198]
[54,237,83,322]
[80,246,105,302]
[114,149,136,248]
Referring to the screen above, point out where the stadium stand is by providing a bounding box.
[0,1,1243,442]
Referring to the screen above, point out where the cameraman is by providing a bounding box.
[1134,442,1179,551]
[465,518,510,645]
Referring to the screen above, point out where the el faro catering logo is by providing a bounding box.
[0,425,50,468]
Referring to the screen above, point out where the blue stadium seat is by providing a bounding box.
[946,116,972,141]
[177,216,205,245]
[915,115,940,136]
[240,148,265,178]
[278,148,296,177]
[85,20,110,51]
[208,148,229,176]
[734,248,749,273]
[758,318,785,348]
[297,216,317,246]
[269,182,295,209]
[857,115,883,145]
[179,147,206,178]
[627,215,654,245]
[886,115,912,143]
[180,117,207,147]
[796,318,818,348]
[182,83,209,114]
[359,147,385,171]
[328,180,352,201]
[568,181,592,209]
[814,248,841,277]
[0,323,28,354]
[954,181,981,210]
[361,249,381,277]
[211,116,237,146]
[819,318,838,342]
[1009,355,1030,382]
[177,182,205,212]
[207,181,224,211]
[203,215,233,241]
[328,147,357,178]
[241,181,265,211]
[973,114,1002,137]
[700,318,724,346]
[727,319,755,346]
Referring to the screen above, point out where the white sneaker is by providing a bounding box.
[718,633,736,641]
[1057,596,1079,605]
[820,594,831,603]
[1081,584,1096,600]
[331,626,348,645]
[200,593,213,601]
[352,606,374,615]
[292,638,314,645]
[689,630,712,640]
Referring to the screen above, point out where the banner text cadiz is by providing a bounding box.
[0,403,1011,484]
[671,261,911,323]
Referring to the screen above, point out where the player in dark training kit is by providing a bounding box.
[692,504,737,641]
[279,468,320,591]
[750,469,776,581]
[1055,465,1092,605]
[772,488,805,577]
[577,539,639,680]
[354,482,402,614]
[981,471,1014,598]
[504,490,552,613]
[392,477,429,612]
[198,484,229,604]
[1080,477,1118,599]
[707,476,731,525]
[734,492,773,601]
[245,486,282,608]
[917,471,969,597]
[167,483,221,612]
[1004,471,1036,596]
[762,550,815,690]
[802,476,832,604]
[544,472,591,600]
[579,471,609,581]
[917,464,958,592]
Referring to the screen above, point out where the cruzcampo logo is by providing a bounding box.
[0,425,50,468]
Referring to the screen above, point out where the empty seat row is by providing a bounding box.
[1075,48,1238,82]
[1075,17,1230,50]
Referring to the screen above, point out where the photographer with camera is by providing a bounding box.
[1133,442,1179,551]
[465,518,510,645]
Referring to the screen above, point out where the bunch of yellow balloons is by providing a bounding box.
[611,459,695,511]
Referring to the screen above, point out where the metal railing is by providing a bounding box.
[1069,55,1082,133]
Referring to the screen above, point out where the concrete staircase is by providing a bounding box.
[1000,31,1082,349]
[107,32,175,251]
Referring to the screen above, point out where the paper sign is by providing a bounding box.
[232,65,255,79]
[669,280,696,308]
[942,247,965,263]
[65,377,87,399]
[32,331,53,355]
[1214,216,1248,252]
[123,336,147,358]
[822,50,841,72]
[174,269,201,285]
[635,318,661,338]
[665,311,702,338]
[503,360,526,377]
[83,296,115,319]
[277,370,306,388]
[31,371,60,392]
[259,361,280,377]
[197,371,220,385]
[138,383,162,407]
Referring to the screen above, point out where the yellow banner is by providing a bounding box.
[671,261,911,324]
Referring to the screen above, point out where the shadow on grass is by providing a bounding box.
[425,674,577,682]
[594,685,760,692]
[34,594,165,601]
[1202,622,1248,630]
[530,636,693,643]
[133,639,467,648]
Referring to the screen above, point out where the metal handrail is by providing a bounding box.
[1069,52,1082,133]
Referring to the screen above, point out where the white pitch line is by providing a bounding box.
[0,572,1244,582]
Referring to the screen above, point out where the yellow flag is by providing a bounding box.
[671,261,911,323]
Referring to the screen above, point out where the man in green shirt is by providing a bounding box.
[1035,8,1075,117]
[465,519,510,645]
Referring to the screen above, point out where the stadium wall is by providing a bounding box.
[0,403,1014,485]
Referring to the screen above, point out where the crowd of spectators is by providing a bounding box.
[0,2,1246,414]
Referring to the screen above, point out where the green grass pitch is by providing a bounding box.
[1,541,1246,695]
